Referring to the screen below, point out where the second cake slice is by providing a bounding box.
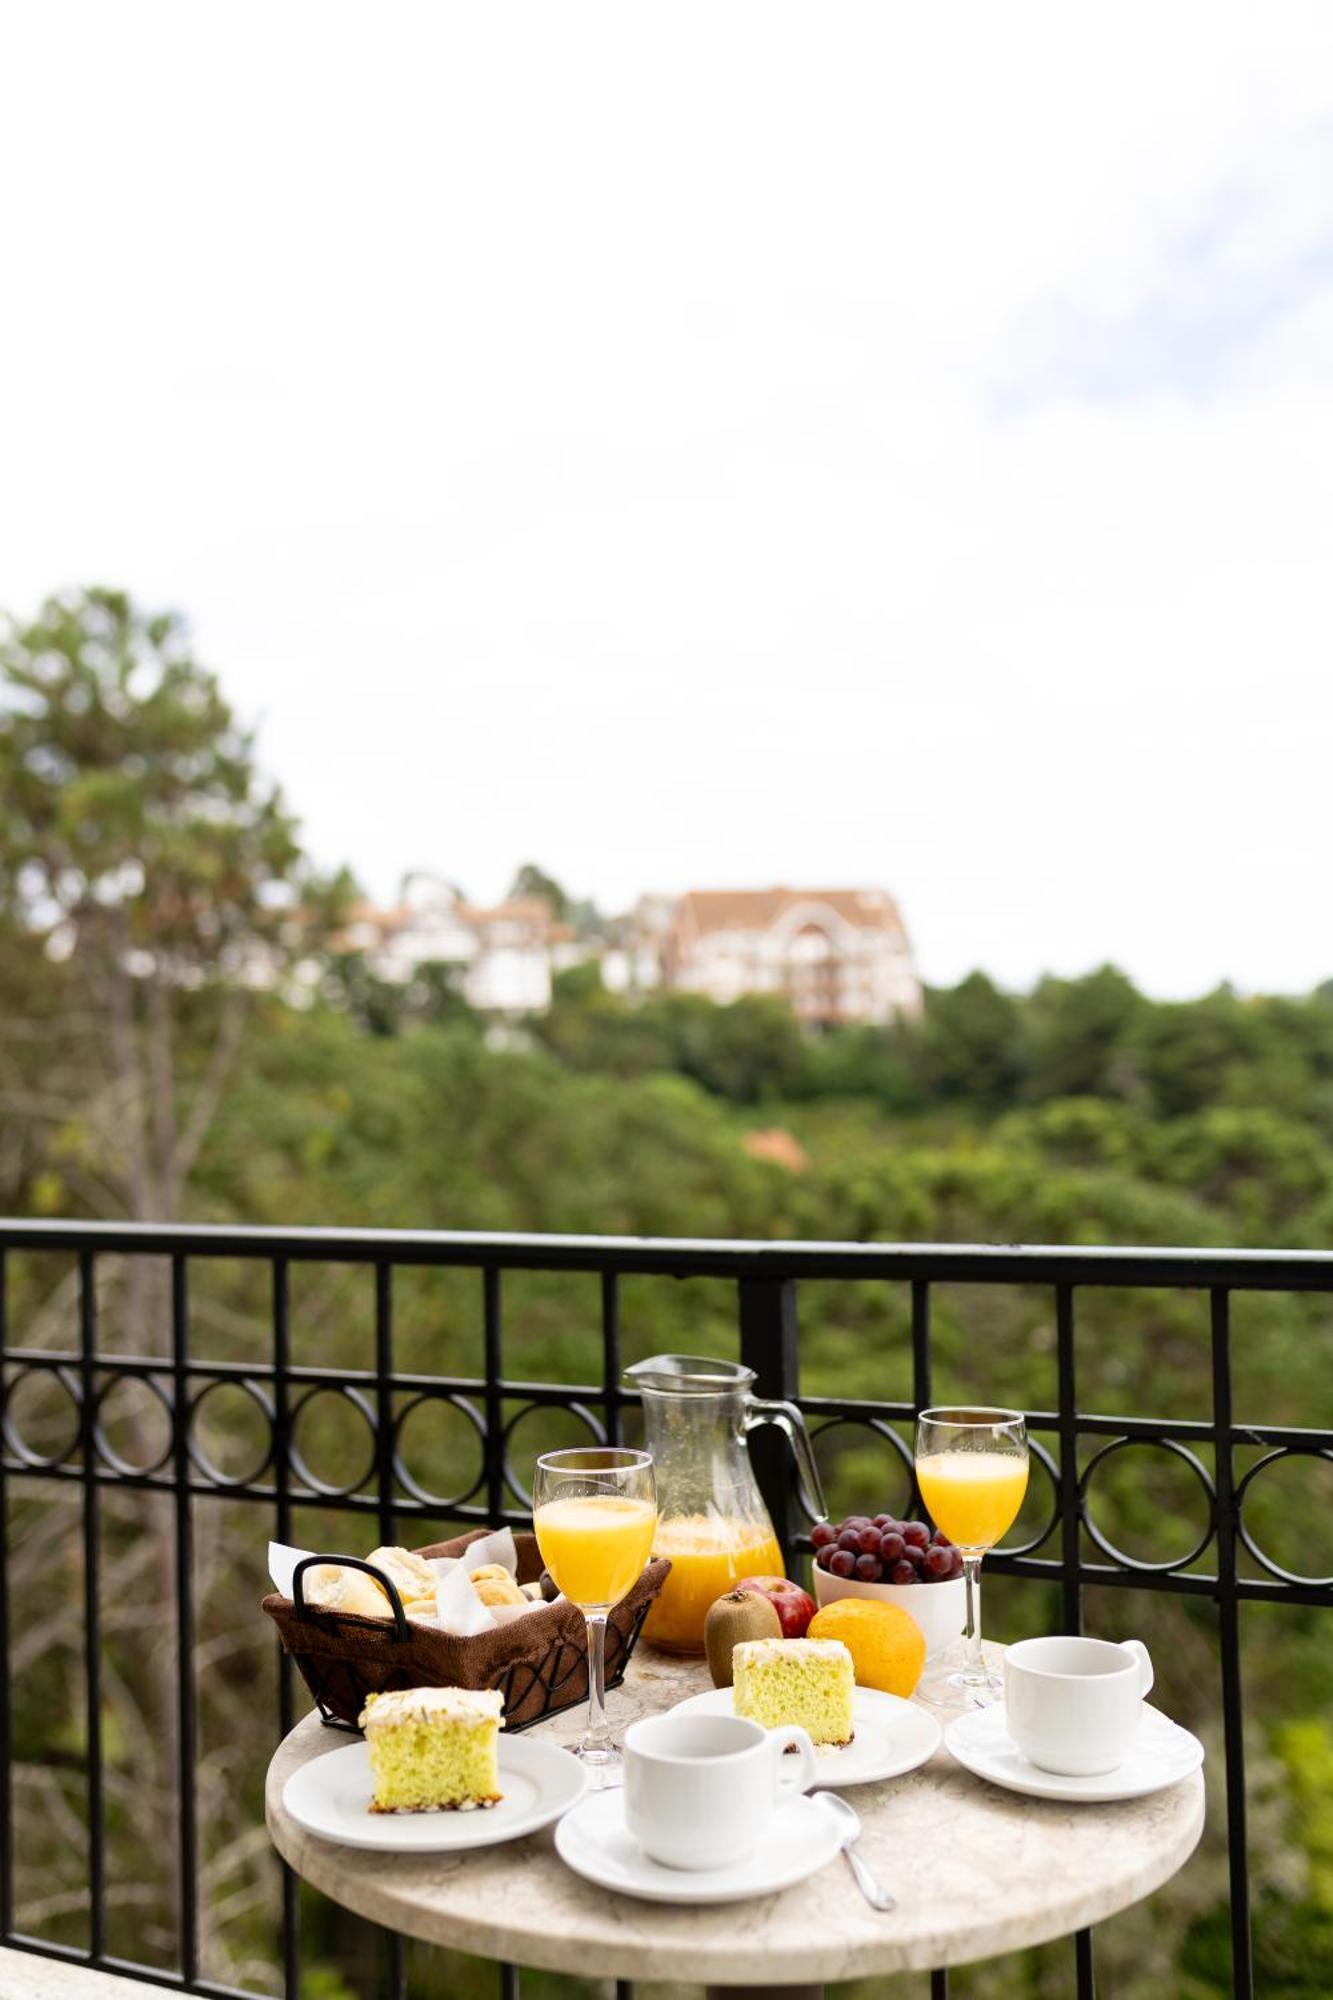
[732,1636,855,1746]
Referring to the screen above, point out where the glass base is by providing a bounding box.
[569,1739,624,1787]
[916,1643,1003,1711]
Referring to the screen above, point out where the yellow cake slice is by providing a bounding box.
[359,1686,505,1812]
[732,1637,856,1746]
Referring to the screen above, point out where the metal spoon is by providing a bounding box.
[817,1791,897,1912]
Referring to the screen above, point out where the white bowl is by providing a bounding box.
[812,1567,965,1660]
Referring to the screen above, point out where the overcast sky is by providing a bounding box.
[3,5,1332,996]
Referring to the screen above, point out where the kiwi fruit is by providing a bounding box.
[704,1588,782,1688]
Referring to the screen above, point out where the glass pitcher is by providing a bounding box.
[624,1353,826,1654]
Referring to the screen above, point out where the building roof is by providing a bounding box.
[675,887,908,938]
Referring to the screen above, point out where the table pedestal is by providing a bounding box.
[707,1987,822,1999]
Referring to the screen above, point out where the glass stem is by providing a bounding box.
[584,1612,610,1747]
[962,1553,984,1677]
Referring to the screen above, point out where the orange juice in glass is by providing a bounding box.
[642,1515,785,1653]
[915,1407,1028,1702]
[533,1492,659,1610]
[916,1452,1029,1551]
[532,1447,656,1777]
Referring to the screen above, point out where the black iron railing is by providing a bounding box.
[3,1221,1333,1999]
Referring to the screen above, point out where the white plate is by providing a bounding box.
[555,1786,843,1904]
[668,1685,942,1787]
[945,1701,1204,1804]
[282,1734,587,1851]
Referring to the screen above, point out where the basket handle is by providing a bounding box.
[291,1555,411,1644]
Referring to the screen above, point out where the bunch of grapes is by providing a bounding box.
[810,1512,963,1585]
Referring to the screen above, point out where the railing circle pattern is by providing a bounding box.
[1235,1445,1333,1587]
[288,1384,378,1498]
[186,1377,277,1488]
[1078,1436,1218,1575]
[502,1399,608,1509]
[392,1391,488,1509]
[1,1360,83,1469]
[809,1413,916,1522]
[92,1370,176,1478]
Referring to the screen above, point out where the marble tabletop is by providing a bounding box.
[265,1646,1204,1987]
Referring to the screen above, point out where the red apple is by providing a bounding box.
[734,1574,816,1639]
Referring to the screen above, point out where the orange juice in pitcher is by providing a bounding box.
[643,1515,786,1651]
[624,1355,825,1654]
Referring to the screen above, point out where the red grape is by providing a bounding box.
[923,1544,953,1580]
[901,1521,931,1551]
[931,1527,953,1547]
[856,1524,882,1555]
[816,1545,837,1571]
[837,1527,861,1553]
[889,1558,918,1585]
[829,1548,856,1578]
[878,1529,905,1562]
[854,1553,882,1582]
[873,1513,892,1528]
[810,1521,837,1549]
[949,1548,965,1577]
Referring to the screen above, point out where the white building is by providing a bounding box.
[601,895,674,996]
[340,875,565,1014]
[661,887,921,1026]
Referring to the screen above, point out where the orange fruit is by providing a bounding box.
[807,1598,927,1698]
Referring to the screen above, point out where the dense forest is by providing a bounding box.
[3,591,1332,1998]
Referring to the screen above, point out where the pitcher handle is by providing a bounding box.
[745,1397,827,1523]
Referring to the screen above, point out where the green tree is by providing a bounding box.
[1125,988,1269,1118]
[0,586,348,1219]
[321,952,479,1038]
[508,861,570,919]
[1024,963,1144,1100]
[791,1022,924,1109]
[918,970,1026,1108]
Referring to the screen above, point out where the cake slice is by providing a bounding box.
[732,1637,855,1746]
[359,1686,505,1812]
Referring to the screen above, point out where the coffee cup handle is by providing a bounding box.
[769,1725,817,1798]
[1119,1639,1154,1697]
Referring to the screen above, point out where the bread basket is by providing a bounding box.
[263,1526,669,1732]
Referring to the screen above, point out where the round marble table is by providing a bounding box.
[266,1647,1204,1993]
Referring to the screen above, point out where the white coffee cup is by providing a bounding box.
[622,1711,817,1870]
[1004,1635,1155,1776]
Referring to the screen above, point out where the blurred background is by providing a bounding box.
[3,4,1333,1996]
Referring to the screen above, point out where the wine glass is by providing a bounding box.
[532,1445,656,1780]
[914,1407,1028,1702]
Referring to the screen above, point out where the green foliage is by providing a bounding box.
[321,952,480,1038]
[536,988,807,1104]
[550,958,604,1005]
[0,588,351,1220]
[918,971,1026,1107]
[1023,964,1146,1098]
[508,860,570,918]
[0,586,343,971]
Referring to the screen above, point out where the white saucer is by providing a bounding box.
[282,1734,586,1850]
[555,1786,843,1904]
[668,1685,942,1787]
[945,1701,1204,1804]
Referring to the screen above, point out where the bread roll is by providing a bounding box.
[469,1562,525,1608]
[304,1563,391,1619]
[366,1545,439,1603]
